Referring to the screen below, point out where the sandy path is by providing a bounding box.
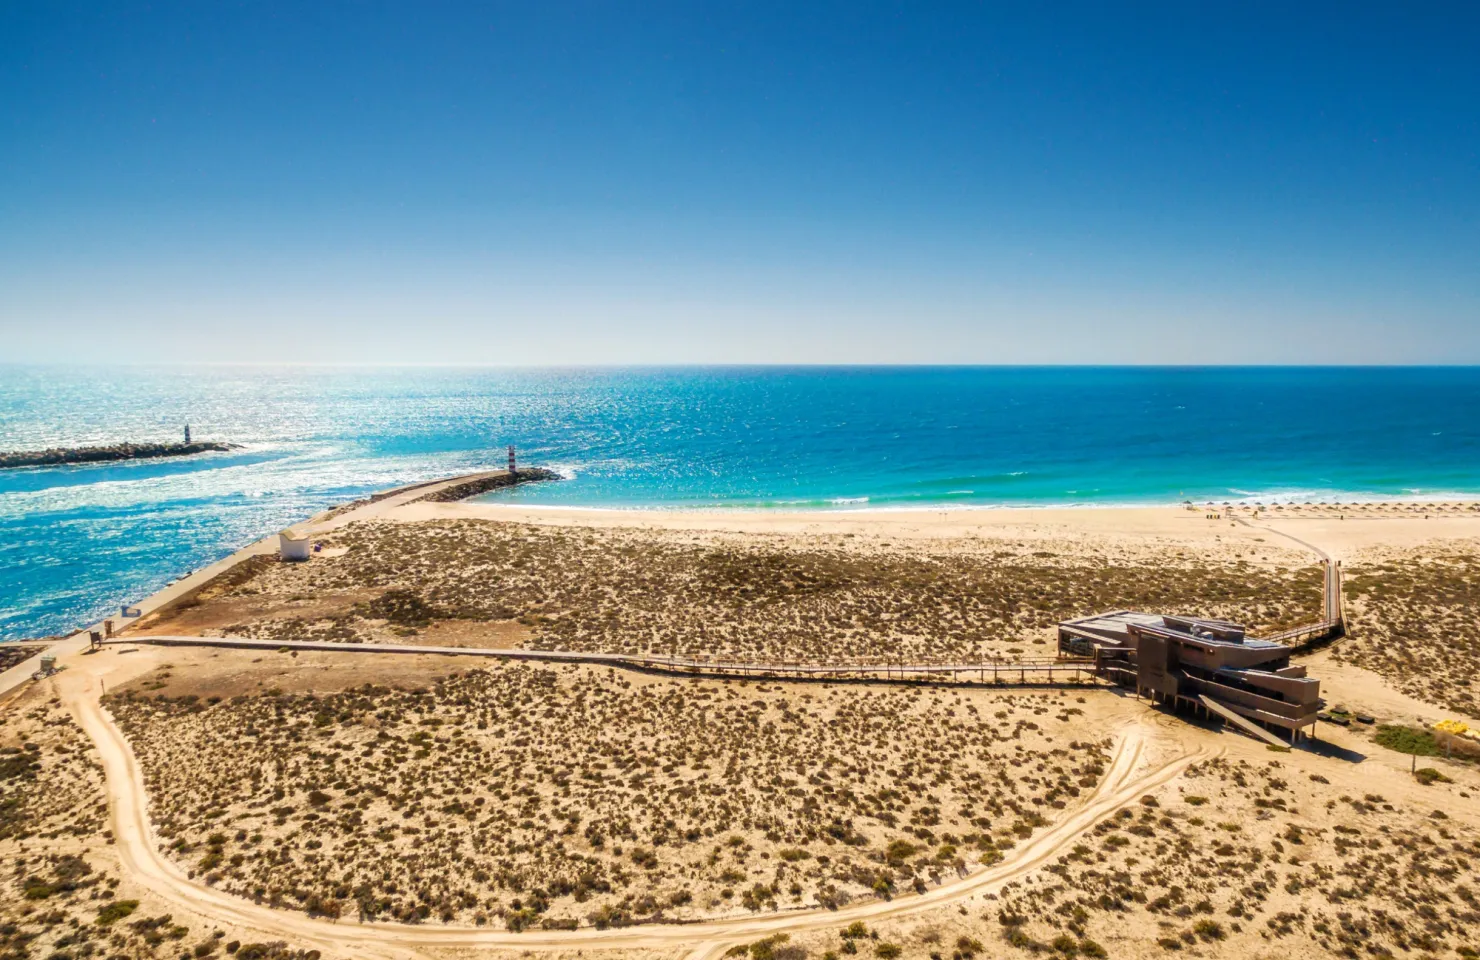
[1237,518,1332,564]
[1253,513,1480,563]
[57,652,1204,957]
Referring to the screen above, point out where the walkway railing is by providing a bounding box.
[1260,558,1345,652]
[1231,517,1346,650]
[1258,619,1341,646]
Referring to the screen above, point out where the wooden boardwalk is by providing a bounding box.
[1232,516,1347,650]
[107,635,1102,687]
[1262,558,1345,651]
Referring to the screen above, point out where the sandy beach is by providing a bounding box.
[394,496,1480,563]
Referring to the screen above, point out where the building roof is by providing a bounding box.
[1057,610,1166,645]
[1130,618,1284,651]
[1059,610,1284,649]
[1060,610,1166,634]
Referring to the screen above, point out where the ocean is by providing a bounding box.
[3,365,1479,641]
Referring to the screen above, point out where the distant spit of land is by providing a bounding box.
[0,440,239,469]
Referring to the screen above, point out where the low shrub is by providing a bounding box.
[1374,725,1438,757]
[96,900,139,925]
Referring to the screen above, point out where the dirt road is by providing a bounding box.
[55,650,1206,959]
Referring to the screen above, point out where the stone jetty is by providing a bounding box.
[0,441,239,469]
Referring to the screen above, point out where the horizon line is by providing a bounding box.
[5,361,1480,371]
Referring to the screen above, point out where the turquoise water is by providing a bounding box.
[3,365,1480,641]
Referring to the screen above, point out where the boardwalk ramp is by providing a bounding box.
[1197,694,1288,747]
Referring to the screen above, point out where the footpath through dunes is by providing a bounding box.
[1332,546,1480,718]
[54,642,1202,956]
[1238,506,1480,719]
[38,639,1480,960]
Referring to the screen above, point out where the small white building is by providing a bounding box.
[278,529,312,562]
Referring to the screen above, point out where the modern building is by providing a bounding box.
[1059,611,1322,743]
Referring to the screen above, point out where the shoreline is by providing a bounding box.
[466,493,1480,514]
[413,496,1480,527]
[0,470,519,681]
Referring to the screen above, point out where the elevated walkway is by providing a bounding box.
[106,636,1101,687]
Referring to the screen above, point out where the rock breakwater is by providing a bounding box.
[0,441,238,469]
[414,467,561,502]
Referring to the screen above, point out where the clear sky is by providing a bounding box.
[2,2,1477,364]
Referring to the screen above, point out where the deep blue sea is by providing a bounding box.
[3,365,1480,641]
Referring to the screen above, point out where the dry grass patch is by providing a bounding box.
[0,646,43,673]
[981,755,1480,957]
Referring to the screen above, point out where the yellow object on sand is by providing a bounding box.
[1434,719,1478,741]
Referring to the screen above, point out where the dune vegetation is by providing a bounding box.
[1341,547,1480,717]
[170,519,1326,662]
[110,662,1110,929]
[0,688,323,960]
[756,754,1480,960]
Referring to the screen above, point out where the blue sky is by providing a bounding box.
[2,2,1477,363]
